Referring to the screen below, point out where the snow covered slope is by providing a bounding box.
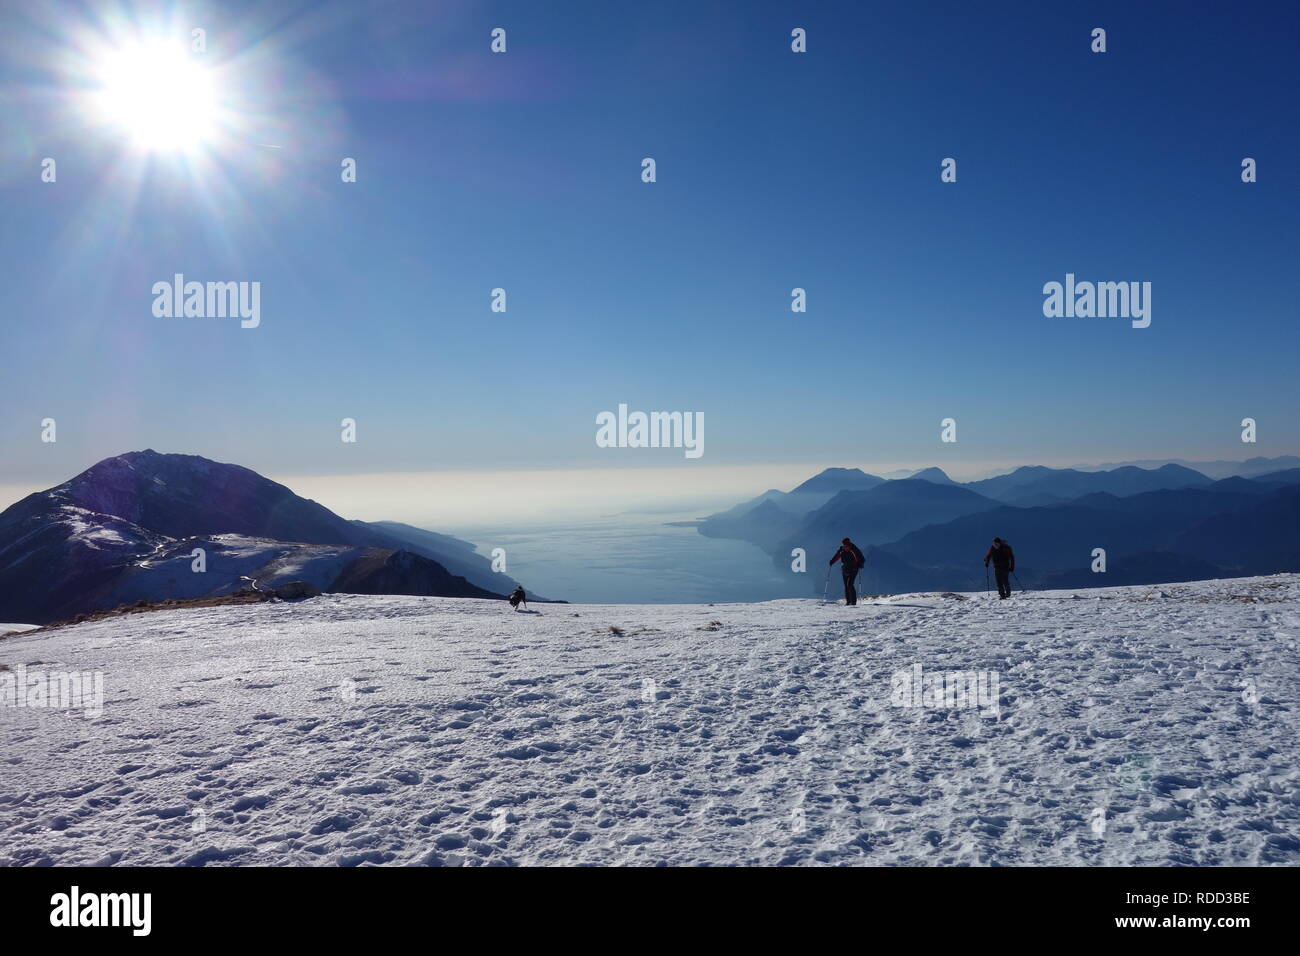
[106,534,371,604]
[1,575,1297,866]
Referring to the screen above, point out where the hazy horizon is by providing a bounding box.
[3,449,1296,529]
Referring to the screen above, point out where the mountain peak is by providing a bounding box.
[908,467,957,485]
[790,467,884,495]
[1154,463,1210,479]
[0,451,516,623]
[97,448,165,467]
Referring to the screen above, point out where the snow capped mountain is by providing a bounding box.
[49,449,362,543]
[0,451,514,624]
[2,574,1296,866]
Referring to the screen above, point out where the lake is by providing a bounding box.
[446,511,816,605]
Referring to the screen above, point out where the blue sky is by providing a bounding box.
[2,0,1297,503]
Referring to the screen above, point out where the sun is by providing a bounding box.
[91,38,218,151]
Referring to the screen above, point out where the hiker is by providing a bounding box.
[508,586,527,610]
[829,537,866,606]
[984,537,1015,599]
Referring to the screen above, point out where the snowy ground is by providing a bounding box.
[1,575,1297,866]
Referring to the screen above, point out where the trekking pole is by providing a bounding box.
[985,565,990,596]
[822,566,831,604]
[1013,571,1027,593]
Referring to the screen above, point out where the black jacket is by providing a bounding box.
[831,543,865,571]
[984,543,1014,571]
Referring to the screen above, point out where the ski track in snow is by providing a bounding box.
[1,575,1297,866]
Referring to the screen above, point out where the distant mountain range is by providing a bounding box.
[1067,455,1300,480]
[699,458,1300,594]
[0,451,533,625]
[964,463,1211,507]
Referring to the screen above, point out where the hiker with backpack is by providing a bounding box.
[508,586,527,610]
[983,537,1015,599]
[829,537,866,606]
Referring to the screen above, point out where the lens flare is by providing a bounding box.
[91,38,218,151]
